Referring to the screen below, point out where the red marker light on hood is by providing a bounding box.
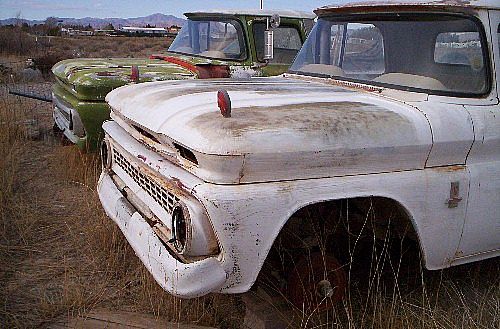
[217,90,231,118]
[130,65,139,83]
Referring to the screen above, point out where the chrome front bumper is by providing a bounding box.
[52,93,86,144]
[98,172,226,298]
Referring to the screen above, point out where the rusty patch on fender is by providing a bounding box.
[432,165,466,172]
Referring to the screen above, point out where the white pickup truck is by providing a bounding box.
[98,0,499,310]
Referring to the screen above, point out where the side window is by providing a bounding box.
[198,22,209,51]
[330,24,346,67]
[434,32,484,70]
[253,23,302,63]
[207,21,243,58]
[342,23,385,74]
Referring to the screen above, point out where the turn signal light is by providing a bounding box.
[100,140,111,169]
[172,203,189,253]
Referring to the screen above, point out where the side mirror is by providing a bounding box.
[264,14,280,61]
[264,30,274,60]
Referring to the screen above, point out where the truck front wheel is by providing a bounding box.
[287,251,347,312]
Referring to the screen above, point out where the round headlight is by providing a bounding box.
[100,140,111,169]
[172,203,190,253]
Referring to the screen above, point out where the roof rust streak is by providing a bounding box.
[314,1,492,15]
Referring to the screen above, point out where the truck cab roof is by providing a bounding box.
[185,9,316,19]
[316,0,500,14]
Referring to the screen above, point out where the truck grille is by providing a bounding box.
[113,149,180,215]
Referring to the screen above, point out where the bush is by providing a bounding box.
[0,26,36,56]
[33,53,66,77]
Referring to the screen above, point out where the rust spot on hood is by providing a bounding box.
[289,73,383,93]
[188,101,413,140]
[96,71,117,76]
[150,55,230,79]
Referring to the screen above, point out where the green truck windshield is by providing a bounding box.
[169,18,247,60]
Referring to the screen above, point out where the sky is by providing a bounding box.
[0,0,335,20]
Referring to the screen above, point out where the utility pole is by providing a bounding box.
[260,0,263,10]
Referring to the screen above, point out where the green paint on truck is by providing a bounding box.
[52,10,315,150]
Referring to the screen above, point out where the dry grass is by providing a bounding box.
[35,35,173,59]
[257,204,500,329]
[292,251,500,329]
[0,26,173,60]
[1,26,173,81]
[0,84,244,328]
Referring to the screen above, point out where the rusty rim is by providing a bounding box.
[287,252,347,312]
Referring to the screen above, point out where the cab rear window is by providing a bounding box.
[254,23,302,64]
[434,32,483,70]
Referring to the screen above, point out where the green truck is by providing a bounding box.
[52,9,314,150]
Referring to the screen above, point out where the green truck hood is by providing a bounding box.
[52,54,232,101]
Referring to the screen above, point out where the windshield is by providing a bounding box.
[168,18,247,60]
[289,14,489,96]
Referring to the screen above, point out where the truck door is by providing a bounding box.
[459,10,500,262]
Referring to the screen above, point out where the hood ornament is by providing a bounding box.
[217,90,231,118]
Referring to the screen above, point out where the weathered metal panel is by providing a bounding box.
[98,117,486,296]
[97,3,500,299]
[458,102,500,260]
[457,163,500,260]
[106,78,433,184]
[52,57,196,101]
[489,10,500,101]
[453,10,500,260]
[194,166,470,293]
[409,102,475,167]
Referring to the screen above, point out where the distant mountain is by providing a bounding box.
[0,18,45,26]
[0,13,185,28]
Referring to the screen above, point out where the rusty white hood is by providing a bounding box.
[106,77,433,184]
